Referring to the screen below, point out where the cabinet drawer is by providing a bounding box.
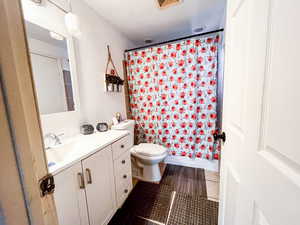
[112,135,131,160]
[113,150,131,173]
[114,150,133,208]
[116,181,133,208]
[115,167,132,191]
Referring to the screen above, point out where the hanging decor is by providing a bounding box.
[105,45,124,92]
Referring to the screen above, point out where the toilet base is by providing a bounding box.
[132,164,163,183]
[130,150,167,183]
[143,164,162,182]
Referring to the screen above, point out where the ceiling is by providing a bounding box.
[82,0,226,47]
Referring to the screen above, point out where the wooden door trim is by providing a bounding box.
[0,79,30,225]
[0,0,58,224]
[122,60,132,120]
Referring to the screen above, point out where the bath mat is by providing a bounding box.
[123,182,173,223]
[167,192,218,225]
[161,165,207,197]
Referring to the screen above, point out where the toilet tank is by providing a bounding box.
[111,120,135,147]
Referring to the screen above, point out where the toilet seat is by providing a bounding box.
[131,143,167,157]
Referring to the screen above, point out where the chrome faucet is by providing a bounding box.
[44,133,63,149]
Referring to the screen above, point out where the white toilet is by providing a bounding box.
[112,120,167,182]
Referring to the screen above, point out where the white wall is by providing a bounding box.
[71,0,134,126]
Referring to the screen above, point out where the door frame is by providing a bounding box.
[0,0,59,224]
[0,77,30,225]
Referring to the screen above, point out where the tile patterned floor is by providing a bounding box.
[167,193,218,225]
[108,164,219,225]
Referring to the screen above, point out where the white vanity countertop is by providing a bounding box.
[47,130,129,175]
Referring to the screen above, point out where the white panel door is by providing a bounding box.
[82,146,116,225]
[54,162,89,225]
[219,0,300,225]
[30,53,67,114]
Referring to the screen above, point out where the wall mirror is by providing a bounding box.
[25,21,75,115]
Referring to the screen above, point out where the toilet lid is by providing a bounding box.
[132,143,167,157]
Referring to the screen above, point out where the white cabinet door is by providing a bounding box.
[219,0,300,225]
[82,146,116,225]
[54,162,89,225]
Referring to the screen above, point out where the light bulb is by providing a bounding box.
[65,12,81,38]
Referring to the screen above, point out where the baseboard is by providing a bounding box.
[164,156,219,172]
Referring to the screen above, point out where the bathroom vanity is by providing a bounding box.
[47,130,133,225]
[22,5,133,225]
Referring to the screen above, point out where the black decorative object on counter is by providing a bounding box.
[97,123,108,132]
[80,124,94,135]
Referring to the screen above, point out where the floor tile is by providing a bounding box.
[167,192,218,225]
[123,182,173,223]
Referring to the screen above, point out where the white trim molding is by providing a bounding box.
[165,156,219,171]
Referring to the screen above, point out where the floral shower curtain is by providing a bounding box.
[126,34,221,160]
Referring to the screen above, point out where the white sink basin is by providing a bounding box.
[46,130,129,174]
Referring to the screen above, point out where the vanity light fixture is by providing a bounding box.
[65,12,82,38]
[29,0,81,38]
[49,31,64,40]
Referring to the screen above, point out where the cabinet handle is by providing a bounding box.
[124,189,128,194]
[77,173,85,189]
[121,144,125,148]
[123,174,127,179]
[86,168,92,184]
[122,160,126,164]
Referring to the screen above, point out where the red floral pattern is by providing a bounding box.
[126,34,220,160]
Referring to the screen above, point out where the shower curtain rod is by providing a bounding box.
[125,28,224,52]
